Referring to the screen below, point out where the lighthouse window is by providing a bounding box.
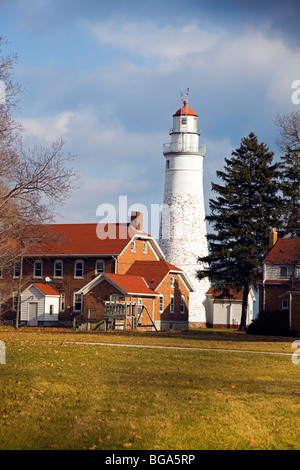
[166,160,170,169]
[181,117,187,125]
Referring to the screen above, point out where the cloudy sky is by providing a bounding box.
[1,0,300,236]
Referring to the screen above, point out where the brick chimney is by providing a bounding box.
[130,211,143,231]
[269,228,278,250]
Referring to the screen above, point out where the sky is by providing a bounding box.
[0,0,300,238]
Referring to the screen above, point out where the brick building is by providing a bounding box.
[0,213,193,331]
[258,228,300,333]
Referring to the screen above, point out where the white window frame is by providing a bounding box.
[12,291,18,311]
[74,260,84,279]
[143,242,147,254]
[95,259,105,275]
[54,259,63,278]
[159,294,164,314]
[170,295,174,314]
[60,293,65,312]
[282,299,289,310]
[180,295,185,314]
[13,262,21,279]
[110,293,120,302]
[73,293,83,312]
[170,276,175,288]
[131,241,136,253]
[280,266,293,278]
[33,260,43,278]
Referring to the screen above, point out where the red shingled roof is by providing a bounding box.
[104,273,158,296]
[24,223,150,256]
[34,283,60,296]
[126,260,183,290]
[264,239,300,264]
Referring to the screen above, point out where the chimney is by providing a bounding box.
[269,228,278,250]
[130,211,143,231]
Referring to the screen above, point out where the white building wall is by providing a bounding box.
[159,104,210,326]
[21,285,59,325]
[21,285,45,323]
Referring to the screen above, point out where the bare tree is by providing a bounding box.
[0,36,79,327]
[274,111,300,152]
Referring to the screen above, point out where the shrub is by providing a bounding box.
[246,309,296,336]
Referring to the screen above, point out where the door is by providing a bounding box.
[28,302,38,326]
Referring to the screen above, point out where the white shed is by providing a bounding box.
[20,283,60,326]
[206,287,255,328]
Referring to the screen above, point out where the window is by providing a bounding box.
[280,266,293,278]
[95,260,105,275]
[159,294,164,314]
[14,262,20,278]
[180,295,185,314]
[74,260,84,278]
[12,291,18,311]
[166,160,170,169]
[170,295,174,314]
[54,260,63,278]
[282,299,289,310]
[60,293,65,312]
[110,293,119,302]
[131,241,136,253]
[170,276,175,288]
[34,260,43,278]
[181,117,187,125]
[73,293,83,312]
[49,305,54,315]
[137,298,143,316]
[143,242,147,254]
[280,266,288,278]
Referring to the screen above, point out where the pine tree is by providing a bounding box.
[280,148,300,237]
[198,132,281,331]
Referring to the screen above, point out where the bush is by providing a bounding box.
[246,309,296,336]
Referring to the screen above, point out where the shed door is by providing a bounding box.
[28,302,38,326]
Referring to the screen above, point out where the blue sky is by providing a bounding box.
[1,0,300,235]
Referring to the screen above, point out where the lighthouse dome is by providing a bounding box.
[173,100,198,117]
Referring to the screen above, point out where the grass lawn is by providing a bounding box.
[0,326,300,450]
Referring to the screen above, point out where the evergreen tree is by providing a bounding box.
[198,132,281,331]
[280,148,300,237]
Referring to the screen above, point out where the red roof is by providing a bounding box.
[126,260,182,290]
[24,223,150,256]
[264,239,300,264]
[206,287,249,300]
[34,283,60,296]
[104,273,158,296]
[173,100,198,117]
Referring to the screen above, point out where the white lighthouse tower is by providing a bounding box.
[159,92,210,327]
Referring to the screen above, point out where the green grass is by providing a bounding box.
[1,326,300,450]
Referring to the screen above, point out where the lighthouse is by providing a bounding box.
[159,92,210,327]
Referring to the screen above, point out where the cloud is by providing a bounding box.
[89,21,218,65]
